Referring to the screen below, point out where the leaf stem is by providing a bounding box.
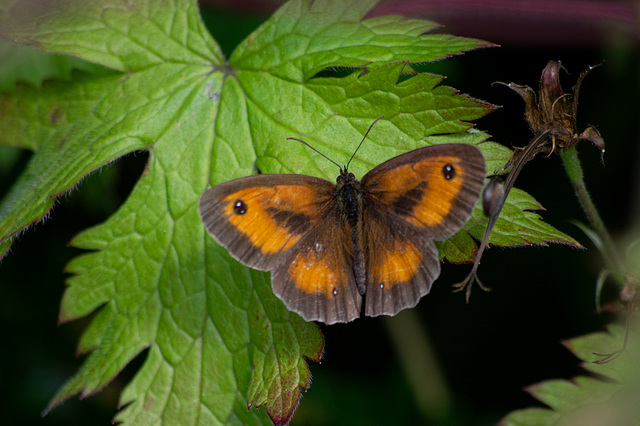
[383,310,452,421]
[560,146,625,284]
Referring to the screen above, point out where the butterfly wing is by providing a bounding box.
[359,211,440,317]
[359,143,485,317]
[199,174,361,323]
[199,174,332,270]
[272,212,362,324]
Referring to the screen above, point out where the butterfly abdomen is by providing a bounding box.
[333,170,367,296]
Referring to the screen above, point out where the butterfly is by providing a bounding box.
[199,119,486,324]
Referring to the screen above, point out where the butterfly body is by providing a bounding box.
[199,143,485,324]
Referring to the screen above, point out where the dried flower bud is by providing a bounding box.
[498,60,605,158]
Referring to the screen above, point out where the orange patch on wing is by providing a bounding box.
[288,251,344,297]
[373,240,422,288]
[375,156,465,228]
[222,185,320,254]
[410,157,464,227]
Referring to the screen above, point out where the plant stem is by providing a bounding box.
[383,310,451,422]
[560,146,625,284]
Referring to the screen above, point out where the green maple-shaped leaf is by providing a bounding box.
[0,0,579,424]
[500,325,640,425]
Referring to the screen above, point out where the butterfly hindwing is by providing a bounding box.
[272,210,362,323]
[359,207,440,317]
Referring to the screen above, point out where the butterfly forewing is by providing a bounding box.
[199,174,335,271]
[361,143,485,241]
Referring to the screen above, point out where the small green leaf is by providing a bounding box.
[0,237,10,258]
[501,325,640,425]
[527,377,618,412]
[500,408,559,426]
[467,187,581,248]
[563,325,633,382]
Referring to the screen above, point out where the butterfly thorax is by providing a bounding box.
[334,168,362,227]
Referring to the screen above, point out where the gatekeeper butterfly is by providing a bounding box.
[199,118,486,324]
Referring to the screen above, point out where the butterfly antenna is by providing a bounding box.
[287,116,384,171]
[346,116,384,170]
[286,136,342,169]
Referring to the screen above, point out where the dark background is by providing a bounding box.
[1,0,638,424]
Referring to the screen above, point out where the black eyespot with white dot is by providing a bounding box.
[233,199,247,215]
[442,163,455,180]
